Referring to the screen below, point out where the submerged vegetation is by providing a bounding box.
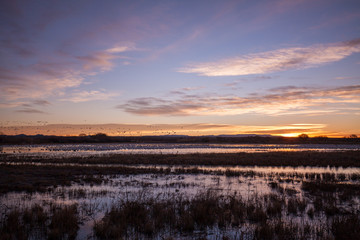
[1,151,360,239]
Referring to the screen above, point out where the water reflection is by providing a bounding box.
[1,171,359,239]
[2,161,360,175]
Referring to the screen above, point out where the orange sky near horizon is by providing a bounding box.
[0,123,355,138]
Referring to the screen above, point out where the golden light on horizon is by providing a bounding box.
[281,133,301,137]
[0,123,354,138]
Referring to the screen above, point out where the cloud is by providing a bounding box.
[179,39,360,76]
[118,85,360,116]
[15,108,47,114]
[0,65,84,101]
[76,52,118,71]
[117,97,206,116]
[0,44,134,102]
[33,99,51,106]
[62,90,119,103]
[0,102,26,108]
[0,0,142,103]
[335,76,360,80]
[223,76,273,88]
[170,86,204,95]
[0,99,50,108]
[77,43,137,71]
[0,2,138,103]
[106,43,137,53]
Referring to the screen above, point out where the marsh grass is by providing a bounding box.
[1,151,360,239]
[1,175,359,239]
[92,188,360,239]
[0,204,79,240]
[48,204,79,240]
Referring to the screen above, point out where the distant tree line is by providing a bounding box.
[0,133,359,145]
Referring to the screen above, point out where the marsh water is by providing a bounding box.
[2,170,360,239]
[1,145,360,239]
[1,143,360,157]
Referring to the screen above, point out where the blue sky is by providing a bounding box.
[0,0,360,136]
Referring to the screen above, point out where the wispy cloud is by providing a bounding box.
[0,65,84,101]
[77,43,138,71]
[0,0,140,104]
[223,76,273,89]
[33,99,51,106]
[118,85,360,116]
[0,99,50,109]
[0,102,26,109]
[117,97,205,116]
[0,43,136,102]
[62,90,119,103]
[15,108,47,114]
[77,52,118,71]
[335,76,360,80]
[179,39,360,76]
[106,43,138,53]
[170,86,204,95]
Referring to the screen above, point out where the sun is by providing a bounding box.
[281,133,300,137]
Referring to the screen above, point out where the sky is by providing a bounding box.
[0,0,360,137]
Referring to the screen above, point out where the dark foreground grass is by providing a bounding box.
[1,188,359,239]
[2,150,360,167]
[3,189,353,240]
[0,204,79,240]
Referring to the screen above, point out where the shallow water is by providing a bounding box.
[1,144,360,239]
[1,143,359,157]
[0,174,267,239]
[0,173,297,239]
[1,170,359,239]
